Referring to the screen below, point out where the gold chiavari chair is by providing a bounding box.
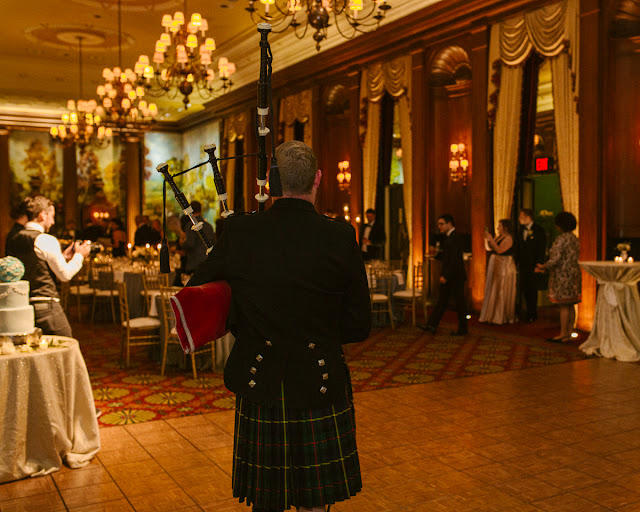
[142,268,169,315]
[90,262,118,323]
[67,261,93,322]
[392,262,425,326]
[368,266,395,329]
[158,285,216,379]
[116,280,161,368]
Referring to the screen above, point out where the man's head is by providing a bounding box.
[365,208,376,224]
[191,201,202,215]
[275,141,320,199]
[10,203,28,225]
[135,214,146,226]
[23,196,55,232]
[437,214,455,234]
[519,209,535,225]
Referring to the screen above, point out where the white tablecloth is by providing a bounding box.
[579,261,640,362]
[0,337,100,483]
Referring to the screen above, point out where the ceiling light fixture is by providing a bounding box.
[246,0,391,51]
[135,1,236,108]
[50,36,112,148]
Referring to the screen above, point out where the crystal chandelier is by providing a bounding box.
[135,4,236,108]
[98,0,158,128]
[50,36,111,148]
[246,0,391,51]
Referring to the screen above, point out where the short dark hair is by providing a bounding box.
[191,200,202,214]
[275,140,318,195]
[366,208,376,215]
[499,218,512,234]
[438,214,455,226]
[555,211,577,232]
[520,208,535,221]
[111,218,125,230]
[23,196,53,221]
[10,202,27,220]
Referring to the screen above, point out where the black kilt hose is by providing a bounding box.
[232,379,362,510]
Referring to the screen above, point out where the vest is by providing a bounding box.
[7,228,59,299]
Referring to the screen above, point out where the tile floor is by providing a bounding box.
[2,356,640,511]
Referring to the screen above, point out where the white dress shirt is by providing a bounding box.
[523,222,533,241]
[26,222,85,283]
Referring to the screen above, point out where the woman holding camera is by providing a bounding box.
[479,219,517,324]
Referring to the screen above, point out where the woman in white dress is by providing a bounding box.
[479,219,517,324]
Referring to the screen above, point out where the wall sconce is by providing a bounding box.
[343,203,351,222]
[449,143,469,186]
[337,160,351,191]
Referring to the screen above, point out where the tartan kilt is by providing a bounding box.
[232,383,362,510]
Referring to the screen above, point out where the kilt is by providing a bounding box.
[232,383,362,510]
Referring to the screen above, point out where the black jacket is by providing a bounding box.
[359,221,386,260]
[183,216,215,273]
[189,198,372,408]
[437,229,466,284]
[517,223,546,272]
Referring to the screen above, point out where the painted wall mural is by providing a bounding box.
[8,130,63,212]
[143,120,221,241]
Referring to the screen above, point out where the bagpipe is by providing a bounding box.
[158,23,279,354]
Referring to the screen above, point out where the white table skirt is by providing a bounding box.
[0,337,100,483]
[579,261,640,362]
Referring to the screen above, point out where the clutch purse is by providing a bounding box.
[170,281,232,354]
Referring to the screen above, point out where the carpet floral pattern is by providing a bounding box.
[73,320,587,428]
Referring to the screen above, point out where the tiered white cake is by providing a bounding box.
[0,281,35,335]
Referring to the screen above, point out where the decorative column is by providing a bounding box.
[0,128,10,257]
[62,145,77,229]
[410,48,427,265]
[470,26,491,311]
[125,136,142,245]
[347,71,363,229]
[577,0,605,330]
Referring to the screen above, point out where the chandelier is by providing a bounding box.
[135,4,236,108]
[98,0,158,129]
[246,0,391,51]
[50,36,111,148]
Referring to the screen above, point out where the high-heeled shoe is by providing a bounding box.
[546,336,571,344]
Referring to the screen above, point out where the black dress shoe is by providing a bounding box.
[450,330,468,336]
[419,324,437,334]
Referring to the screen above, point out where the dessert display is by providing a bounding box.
[0,256,35,336]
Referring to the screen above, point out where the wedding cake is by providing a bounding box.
[0,257,35,336]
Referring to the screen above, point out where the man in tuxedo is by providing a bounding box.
[133,215,161,246]
[421,214,468,336]
[359,208,386,261]
[5,203,28,255]
[517,208,546,323]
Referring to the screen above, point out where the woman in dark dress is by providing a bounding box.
[536,211,581,342]
[479,219,517,324]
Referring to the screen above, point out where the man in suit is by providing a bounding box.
[421,214,468,336]
[133,215,161,246]
[359,208,386,261]
[517,208,546,323]
[189,140,371,512]
[181,200,215,274]
[4,203,28,255]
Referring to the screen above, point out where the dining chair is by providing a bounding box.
[368,266,395,329]
[392,262,425,326]
[90,262,119,323]
[67,262,93,322]
[158,285,216,379]
[116,280,161,368]
[142,268,169,315]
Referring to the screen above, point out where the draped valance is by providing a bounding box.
[362,56,411,103]
[223,111,248,142]
[279,90,312,126]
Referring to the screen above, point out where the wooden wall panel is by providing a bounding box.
[411,49,428,266]
[607,37,640,238]
[0,129,9,257]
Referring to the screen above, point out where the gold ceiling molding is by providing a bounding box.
[69,0,180,11]
[24,24,134,51]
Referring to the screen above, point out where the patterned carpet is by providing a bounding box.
[75,312,589,428]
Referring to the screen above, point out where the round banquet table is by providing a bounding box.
[579,261,640,362]
[0,337,100,483]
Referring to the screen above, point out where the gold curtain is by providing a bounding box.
[222,112,248,211]
[360,55,413,281]
[489,0,579,231]
[279,89,313,148]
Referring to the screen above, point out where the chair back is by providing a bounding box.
[158,285,178,340]
[413,262,423,297]
[368,266,393,297]
[142,268,169,294]
[116,280,129,324]
[91,262,115,291]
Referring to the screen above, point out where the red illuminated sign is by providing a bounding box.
[535,158,549,172]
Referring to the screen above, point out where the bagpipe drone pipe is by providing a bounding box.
[157,23,279,355]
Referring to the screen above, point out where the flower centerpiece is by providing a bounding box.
[616,242,631,262]
[131,243,159,264]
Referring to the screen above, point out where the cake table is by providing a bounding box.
[0,337,100,483]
